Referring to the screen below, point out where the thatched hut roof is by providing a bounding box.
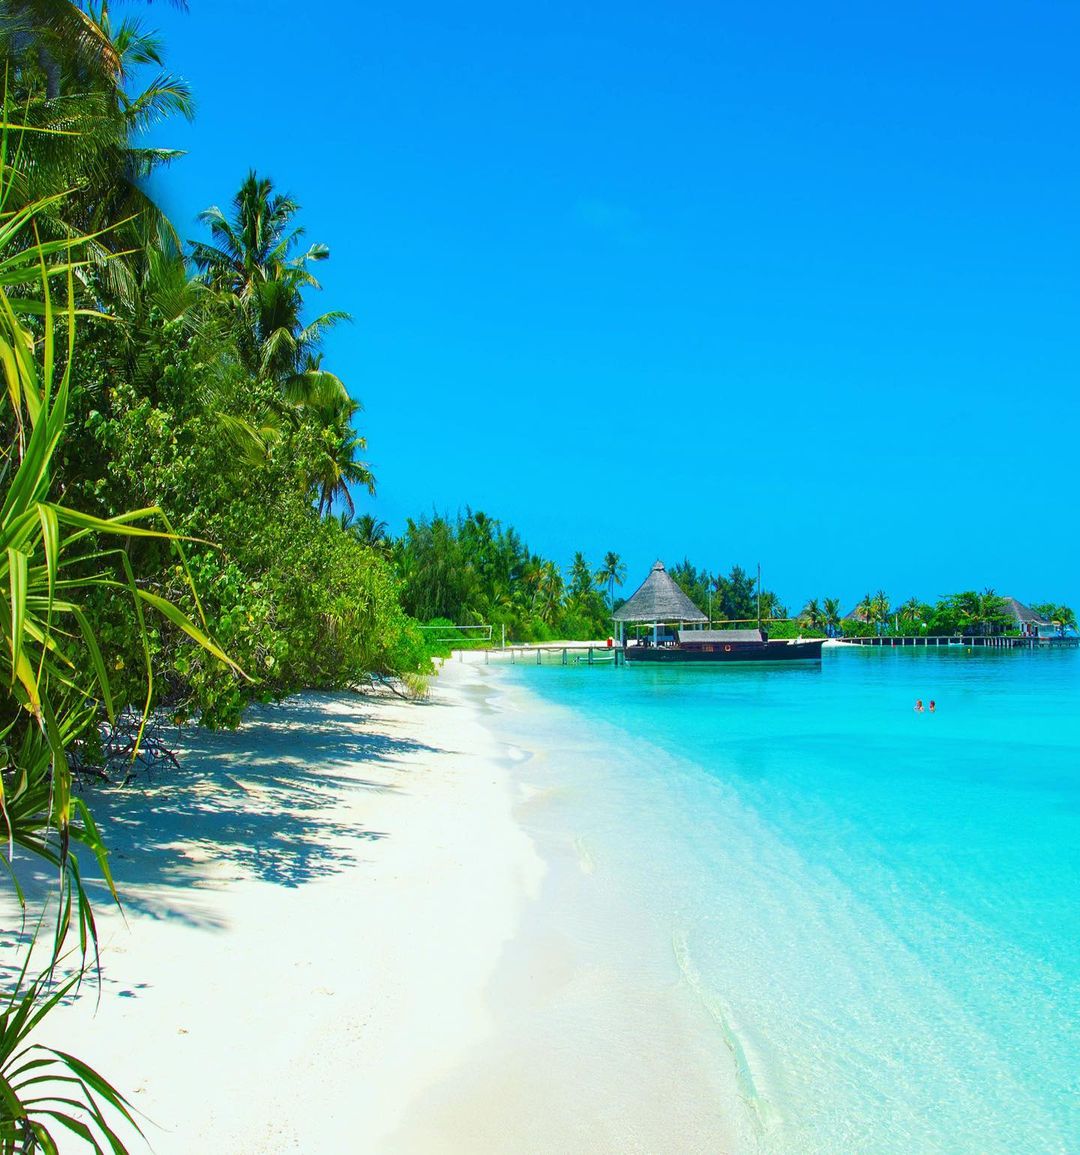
[612,560,708,624]
[1001,597,1047,624]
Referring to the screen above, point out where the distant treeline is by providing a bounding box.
[669,577,1077,639]
[359,514,787,642]
[831,591,1076,638]
[386,510,613,642]
[366,514,1078,643]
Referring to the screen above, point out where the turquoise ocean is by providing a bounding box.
[479,647,1079,1154]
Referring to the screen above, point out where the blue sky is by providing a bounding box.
[144,1,1079,611]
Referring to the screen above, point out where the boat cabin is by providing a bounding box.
[676,628,765,650]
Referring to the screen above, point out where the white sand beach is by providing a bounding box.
[9,658,751,1155]
[22,662,543,1153]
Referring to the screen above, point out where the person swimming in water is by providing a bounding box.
[915,699,924,712]
[929,700,936,713]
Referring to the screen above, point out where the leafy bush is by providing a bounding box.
[766,619,825,639]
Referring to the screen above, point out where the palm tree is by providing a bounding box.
[3,1,194,293]
[568,551,593,601]
[2,1,121,98]
[460,509,497,580]
[310,396,376,517]
[801,597,823,630]
[191,171,312,299]
[83,4,194,246]
[871,589,890,629]
[897,596,923,635]
[1053,605,1077,631]
[758,590,785,622]
[351,513,390,551]
[191,172,349,404]
[823,597,841,636]
[533,560,565,626]
[594,551,626,610]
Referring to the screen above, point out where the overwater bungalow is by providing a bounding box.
[1002,598,1050,638]
[1001,598,1078,640]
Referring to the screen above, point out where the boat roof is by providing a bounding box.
[677,628,763,643]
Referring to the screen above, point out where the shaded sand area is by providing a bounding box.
[14,664,541,1152]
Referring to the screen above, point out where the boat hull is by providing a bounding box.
[624,640,824,664]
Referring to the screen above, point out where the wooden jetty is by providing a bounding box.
[839,635,1079,650]
[492,644,623,666]
[454,643,624,667]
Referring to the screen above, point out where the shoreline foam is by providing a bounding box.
[387,662,746,1155]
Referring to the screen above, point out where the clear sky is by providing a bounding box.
[143,1,1079,611]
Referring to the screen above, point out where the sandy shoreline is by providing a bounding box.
[16,647,1069,1154]
[17,662,542,1153]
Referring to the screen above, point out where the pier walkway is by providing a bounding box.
[456,643,624,666]
[839,635,1078,649]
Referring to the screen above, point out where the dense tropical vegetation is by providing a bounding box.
[823,589,1076,639]
[660,561,1074,642]
[0,4,421,1146]
[395,511,612,642]
[0,156,235,1152]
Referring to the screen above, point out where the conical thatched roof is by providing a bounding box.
[1002,597,1047,624]
[612,560,708,623]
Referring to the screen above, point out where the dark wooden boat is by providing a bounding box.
[623,628,823,664]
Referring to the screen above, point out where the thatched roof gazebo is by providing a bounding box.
[1001,597,1047,627]
[613,561,706,643]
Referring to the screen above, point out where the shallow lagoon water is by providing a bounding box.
[485,647,1080,1154]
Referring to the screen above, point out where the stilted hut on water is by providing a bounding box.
[612,560,707,645]
[1001,597,1049,637]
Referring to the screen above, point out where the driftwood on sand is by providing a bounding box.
[70,708,181,787]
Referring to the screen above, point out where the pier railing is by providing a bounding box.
[455,644,624,666]
[839,634,1078,649]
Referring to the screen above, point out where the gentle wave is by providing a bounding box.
[671,924,778,1153]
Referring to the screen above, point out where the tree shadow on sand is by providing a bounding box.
[53,691,447,930]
